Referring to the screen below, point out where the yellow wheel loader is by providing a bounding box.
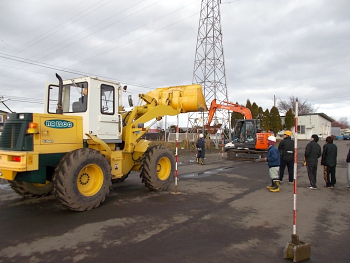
[0,74,207,211]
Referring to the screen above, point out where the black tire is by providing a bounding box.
[139,145,175,190]
[111,172,129,184]
[53,148,112,211]
[9,180,54,198]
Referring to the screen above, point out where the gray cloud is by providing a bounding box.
[0,0,349,122]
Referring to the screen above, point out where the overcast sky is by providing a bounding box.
[0,0,349,127]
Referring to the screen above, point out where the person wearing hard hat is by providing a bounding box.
[196,134,205,165]
[278,130,295,184]
[264,136,281,192]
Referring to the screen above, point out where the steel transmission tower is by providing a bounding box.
[188,0,229,138]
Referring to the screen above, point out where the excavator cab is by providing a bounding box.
[233,119,260,150]
[226,119,271,159]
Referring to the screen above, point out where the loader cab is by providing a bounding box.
[44,76,122,143]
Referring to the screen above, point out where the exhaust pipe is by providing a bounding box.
[55,73,63,114]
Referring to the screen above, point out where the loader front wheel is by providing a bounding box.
[139,145,174,190]
[9,180,53,198]
[53,148,111,211]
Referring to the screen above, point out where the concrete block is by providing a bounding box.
[284,240,311,262]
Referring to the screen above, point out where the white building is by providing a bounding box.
[280,113,335,140]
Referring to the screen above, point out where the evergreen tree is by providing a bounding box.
[284,108,295,130]
[251,102,259,119]
[258,107,264,120]
[231,111,244,129]
[262,109,270,131]
[270,106,282,134]
[246,99,252,110]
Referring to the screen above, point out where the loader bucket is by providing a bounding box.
[146,84,207,113]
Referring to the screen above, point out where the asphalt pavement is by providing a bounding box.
[0,139,349,263]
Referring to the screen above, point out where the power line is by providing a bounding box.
[0,95,44,104]
[0,0,153,81]
[69,12,199,67]
[0,0,87,50]
[2,0,197,80]
[7,0,113,56]
[0,0,117,79]
[0,4,199,91]
[36,0,164,62]
[0,1,199,91]
[0,53,155,89]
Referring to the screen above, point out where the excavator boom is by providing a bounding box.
[206,99,252,127]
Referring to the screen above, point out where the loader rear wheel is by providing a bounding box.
[53,148,111,211]
[9,180,53,198]
[139,145,174,190]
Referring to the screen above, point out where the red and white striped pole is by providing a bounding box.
[293,99,299,235]
[221,130,224,159]
[196,129,199,163]
[284,99,310,263]
[172,114,181,195]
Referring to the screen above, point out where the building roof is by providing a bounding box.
[298,113,335,123]
[281,113,335,123]
[0,110,9,114]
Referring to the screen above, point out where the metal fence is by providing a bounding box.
[167,133,198,142]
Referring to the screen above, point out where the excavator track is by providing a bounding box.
[227,149,267,161]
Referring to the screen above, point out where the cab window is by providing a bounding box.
[101,84,114,115]
[48,82,88,113]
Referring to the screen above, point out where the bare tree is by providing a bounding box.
[278,96,317,114]
[332,117,349,129]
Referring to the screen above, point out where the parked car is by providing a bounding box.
[343,134,350,140]
[224,142,235,152]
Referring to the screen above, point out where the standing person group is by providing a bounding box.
[196,134,205,165]
[321,136,337,189]
[261,132,344,192]
[304,134,339,190]
[278,130,294,184]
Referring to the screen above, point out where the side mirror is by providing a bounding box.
[128,95,133,107]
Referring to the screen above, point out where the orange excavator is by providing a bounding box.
[205,99,271,159]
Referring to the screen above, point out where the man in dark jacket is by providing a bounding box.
[321,136,337,189]
[305,134,322,189]
[278,130,294,183]
[196,134,205,165]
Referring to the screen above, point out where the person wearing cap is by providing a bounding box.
[264,135,281,192]
[305,134,322,189]
[196,134,205,165]
[278,130,295,184]
[321,136,337,189]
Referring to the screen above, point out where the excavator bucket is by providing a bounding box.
[146,84,207,113]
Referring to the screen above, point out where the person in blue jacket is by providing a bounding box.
[264,135,281,192]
